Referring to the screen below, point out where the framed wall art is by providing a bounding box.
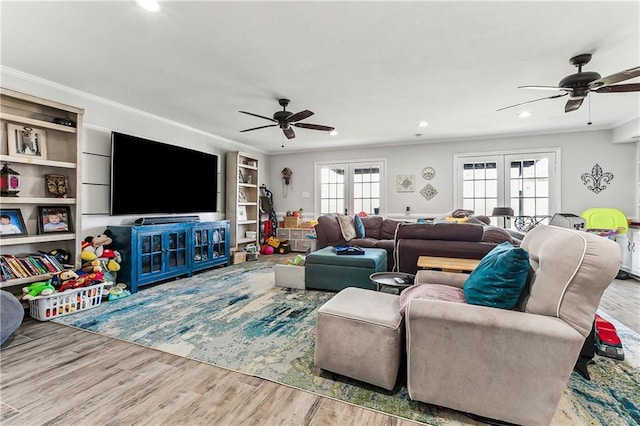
[7,124,48,159]
[396,175,415,192]
[237,205,247,221]
[37,206,73,234]
[0,208,27,237]
[238,187,248,202]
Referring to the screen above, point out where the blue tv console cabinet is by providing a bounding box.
[107,221,230,293]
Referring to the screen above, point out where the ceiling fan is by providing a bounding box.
[498,53,640,113]
[239,98,335,139]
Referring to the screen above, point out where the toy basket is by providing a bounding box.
[29,283,104,321]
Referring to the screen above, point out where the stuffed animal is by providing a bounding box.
[74,271,104,288]
[57,270,80,292]
[22,280,55,300]
[83,230,122,272]
[81,258,102,273]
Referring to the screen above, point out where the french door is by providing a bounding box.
[315,160,385,216]
[455,149,560,228]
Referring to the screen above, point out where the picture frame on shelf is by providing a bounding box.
[37,206,73,234]
[238,187,248,202]
[0,208,28,237]
[237,206,247,221]
[7,123,47,159]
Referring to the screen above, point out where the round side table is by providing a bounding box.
[369,272,415,293]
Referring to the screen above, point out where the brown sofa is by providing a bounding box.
[314,214,514,273]
[315,214,400,271]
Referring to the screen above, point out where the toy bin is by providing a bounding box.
[29,283,104,321]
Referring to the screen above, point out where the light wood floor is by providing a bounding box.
[599,277,640,333]
[1,256,638,425]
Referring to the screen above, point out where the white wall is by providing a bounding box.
[3,68,637,238]
[268,131,637,221]
[1,69,267,238]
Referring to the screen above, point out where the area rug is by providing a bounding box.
[54,262,640,425]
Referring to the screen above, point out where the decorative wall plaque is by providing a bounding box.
[420,183,438,200]
[421,166,436,180]
[396,175,415,192]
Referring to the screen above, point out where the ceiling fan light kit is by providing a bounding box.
[239,98,335,140]
[498,53,640,113]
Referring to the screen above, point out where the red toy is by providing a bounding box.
[594,314,624,360]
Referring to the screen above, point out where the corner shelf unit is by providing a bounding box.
[0,88,84,289]
[226,151,259,250]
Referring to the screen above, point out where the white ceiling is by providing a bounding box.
[1,1,639,154]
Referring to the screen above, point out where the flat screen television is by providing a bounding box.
[110,132,219,216]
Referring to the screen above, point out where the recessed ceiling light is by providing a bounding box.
[137,0,160,12]
[518,111,532,118]
[329,130,337,136]
[418,121,429,127]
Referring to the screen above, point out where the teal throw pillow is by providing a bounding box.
[354,215,366,238]
[463,242,530,309]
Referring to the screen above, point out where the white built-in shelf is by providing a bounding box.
[0,113,77,133]
[0,155,76,169]
[0,233,76,247]
[0,197,76,205]
[239,163,258,171]
[236,237,256,245]
[0,273,54,289]
[0,87,84,289]
[226,151,260,250]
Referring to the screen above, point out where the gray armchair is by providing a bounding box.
[404,225,621,425]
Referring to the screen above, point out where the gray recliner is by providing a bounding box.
[405,225,621,426]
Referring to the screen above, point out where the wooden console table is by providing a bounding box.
[417,256,480,273]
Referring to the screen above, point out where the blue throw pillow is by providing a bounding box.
[463,242,530,309]
[354,215,366,238]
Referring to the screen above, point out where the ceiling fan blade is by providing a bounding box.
[240,124,278,132]
[286,110,314,123]
[518,85,568,91]
[239,111,277,122]
[593,83,640,93]
[564,98,584,113]
[590,66,640,88]
[497,93,567,111]
[292,122,335,131]
[283,127,295,139]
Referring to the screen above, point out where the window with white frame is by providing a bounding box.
[455,149,560,229]
[316,160,384,216]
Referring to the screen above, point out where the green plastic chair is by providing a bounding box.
[580,208,628,234]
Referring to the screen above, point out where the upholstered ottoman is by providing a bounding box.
[305,246,387,291]
[314,287,403,390]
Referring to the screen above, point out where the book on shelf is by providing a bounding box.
[0,259,15,281]
[18,258,38,276]
[0,253,65,282]
[27,256,48,275]
[36,255,59,273]
[5,255,30,277]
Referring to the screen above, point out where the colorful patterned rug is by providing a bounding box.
[54,262,640,425]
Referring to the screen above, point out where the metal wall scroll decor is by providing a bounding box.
[581,163,614,194]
